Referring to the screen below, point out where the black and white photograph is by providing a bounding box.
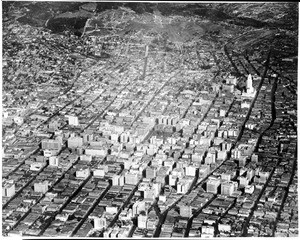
[2,1,298,238]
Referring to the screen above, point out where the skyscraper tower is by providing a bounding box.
[242,73,256,98]
[246,74,253,93]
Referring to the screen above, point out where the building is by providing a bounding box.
[76,168,90,179]
[3,182,15,197]
[177,179,192,194]
[85,147,107,156]
[205,149,216,164]
[239,176,249,188]
[125,172,139,185]
[144,187,156,202]
[221,181,236,196]
[30,162,45,171]
[199,165,210,179]
[185,165,197,177]
[49,156,59,166]
[67,115,79,126]
[41,139,61,150]
[67,136,83,148]
[138,213,148,229]
[132,201,146,216]
[93,165,108,178]
[221,173,231,181]
[206,178,221,194]
[145,166,157,179]
[34,181,49,193]
[94,217,107,229]
[242,74,256,98]
[82,132,94,143]
[180,205,192,218]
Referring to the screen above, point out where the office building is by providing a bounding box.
[180,205,192,218]
[67,115,79,126]
[132,201,146,216]
[49,156,59,166]
[221,181,236,196]
[3,182,15,197]
[125,173,139,185]
[138,213,148,229]
[34,181,49,193]
[94,217,107,229]
[206,178,221,194]
[41,139,61,150]
[67,136,83,148]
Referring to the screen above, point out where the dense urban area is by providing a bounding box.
[2,2,298,238]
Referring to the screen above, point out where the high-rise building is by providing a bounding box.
[169,175,177,186]
[242,74,256,98]
[125,173,139,185]
[82,132,94,143]
[185,165,197,177]
[3,182,15,197]
[49,156,59,166]
[221,173,231,181]
[199,165,210,178]
[112,175,120,186]
[205,149,216,164]
[138,213,148,229]
[221,181,235,196]
[259,171,269,183]
[144,187,155,202]
[132,201,146,216]
[206,178,221,194]
[239,176,249,188]
[94,217,107,229]
[145,166,157,179]
[67,115,79,126]
[247,74,253,92]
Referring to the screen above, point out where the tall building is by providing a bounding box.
[125,173,139,185]
[49,156,59,166]
[94,217,107,229]
[206,178,221,194]
[185,165,197,177]
[132,201,146,216]
[138,213,148,229]
[3,182,15,197]
[145,166,157,179]
[82,132,94,143]
[239,176,249,188]
[247,74,253,92]
[221,173,231,181]
[199,165,210,178]
[144,187,155,202]
[221,181,235,196]
[68,115,79,126]
[242,74,256,98]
